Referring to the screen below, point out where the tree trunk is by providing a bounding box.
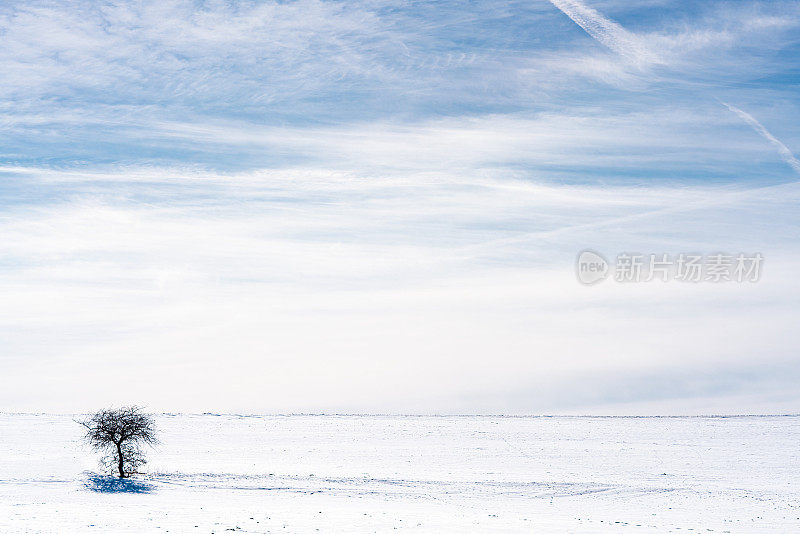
[116,442,125,478]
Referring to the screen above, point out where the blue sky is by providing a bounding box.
[1,0,799,413]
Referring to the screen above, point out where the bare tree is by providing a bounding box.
[80,406,158,478]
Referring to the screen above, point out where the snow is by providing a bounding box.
[1,414,799,532]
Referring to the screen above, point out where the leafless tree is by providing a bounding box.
[80,406,158,478]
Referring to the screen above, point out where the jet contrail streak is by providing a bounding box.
[547,0,659,65]
[548,0,800,177]
[722,102,800,176]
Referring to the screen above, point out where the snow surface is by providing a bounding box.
[1,414,799,533]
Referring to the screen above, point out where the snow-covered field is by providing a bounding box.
[1,414,798,533]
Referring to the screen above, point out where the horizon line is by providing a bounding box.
[4,412,799,418]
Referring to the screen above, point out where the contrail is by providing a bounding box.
[547,0,659,65]
[722,102,800,176]
[548,0,800,177]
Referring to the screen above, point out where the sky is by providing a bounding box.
[1,0,799,414]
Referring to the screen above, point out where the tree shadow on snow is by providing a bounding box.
[83,472,155,494]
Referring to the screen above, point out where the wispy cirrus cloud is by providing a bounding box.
[545,0,800,179]
[1,164,799,412]
[1,0,800,413]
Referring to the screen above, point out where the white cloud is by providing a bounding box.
[1,0,799,413]
[1,165,798,412]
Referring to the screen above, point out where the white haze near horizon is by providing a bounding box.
[1,0,800,414]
